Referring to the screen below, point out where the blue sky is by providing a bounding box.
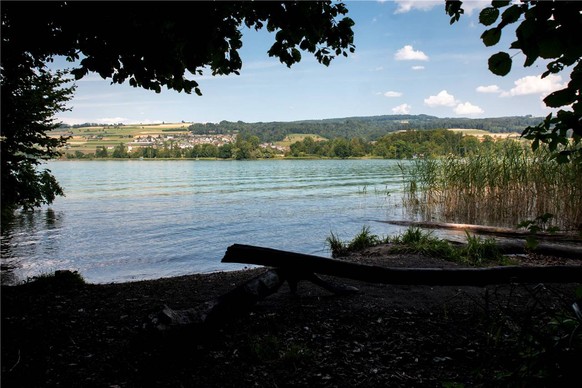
[53,1,565,125]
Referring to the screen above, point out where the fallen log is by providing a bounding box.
[222,244,582,286]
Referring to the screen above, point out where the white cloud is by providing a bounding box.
[424,90,458,107]
[57,116,138,125]
[393,1,438,14]
[97,117,131,124]
[461,1,491,15]
[501,74,565,97]
[393,0,487,15]
[374,66,384,71]
[454,102,484,115]
[383,91,403,98]
[411,65,425,71]
[394,45,429,61]
[392,103,411,114]
[56,117,94,126]
[476,85,501,94]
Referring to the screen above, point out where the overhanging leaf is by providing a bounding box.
[488,52,512,76]
[492,0,511,8]
[479,7,499,26]
[501,5,523,25]
[481,28,501,47]
[543,88,576,108]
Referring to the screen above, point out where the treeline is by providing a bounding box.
[188,115,542,143]
[289,129,506,159]
[66,129,520,160]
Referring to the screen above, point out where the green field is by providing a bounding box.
[447,128,521,139]
[275,134,327,147]
[51,123,192,154]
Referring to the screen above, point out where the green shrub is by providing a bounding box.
[461,231,501,266]
[389,227,460,261]
[327,226,506,266]
[347,225,380,252]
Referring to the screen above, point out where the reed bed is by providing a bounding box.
[403,142,582,231]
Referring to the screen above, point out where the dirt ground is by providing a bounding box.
[2,246,581,387]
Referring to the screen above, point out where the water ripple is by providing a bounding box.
[1,159,412,284]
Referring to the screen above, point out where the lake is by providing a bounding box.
[1,159,415,284]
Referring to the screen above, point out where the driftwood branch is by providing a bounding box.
[222,244,582,286]
[148,243,581,331]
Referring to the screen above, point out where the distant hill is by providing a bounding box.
[188,114,543,143]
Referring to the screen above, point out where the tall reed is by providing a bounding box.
[403,142,582,230]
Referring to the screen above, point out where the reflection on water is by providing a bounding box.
[1,159,413,284]
[1,208,66,284]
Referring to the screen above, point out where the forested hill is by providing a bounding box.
[188,115,543,143]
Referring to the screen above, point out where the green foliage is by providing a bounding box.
[111,143,129,158]
[488,52,512,76]
[463,231,501,266]
[348,226,381,252]
[389,227,460,261]
[326,231,347,258]
[399,226,426,245]
[95,146,109,158]
[286,128,528,159]
[2,2,354,95]
[390,228,505,266]
[447,1,582,164]
[189,116,542,145]
[326,226,384,258]
[327,226,507,266]
[1,53,75,213]
[517,213,559,235]
[517,213,560,250]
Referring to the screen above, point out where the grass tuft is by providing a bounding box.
[328,226,509,266]
[327,226,386,257]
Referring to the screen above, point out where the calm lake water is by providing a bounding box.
[1,159,415,284]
